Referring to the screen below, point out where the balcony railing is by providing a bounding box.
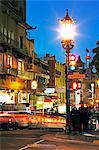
[1,1,22,20]
[0,32,28,55]
[27,63,50,75]
[0,67,18,76]
[17,70,33,80]
[27,64,42,73]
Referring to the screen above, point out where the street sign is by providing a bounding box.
[68,72,85,79]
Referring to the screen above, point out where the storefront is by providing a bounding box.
[18,92,29,104]
[0,90,15,104]
[0,76,31,110]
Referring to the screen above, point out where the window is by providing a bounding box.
[8,31,11,43]
[19,36,23,49]
[0,24,3,41]
[0,24,3,34]
[7,55,12,67]
[18,60,22,74]
[7,55,12,74]
[11,32,14,40]
[8,0,16,7]
[19,8,23,18]
[3,27,7,42]
[11,31,14,45]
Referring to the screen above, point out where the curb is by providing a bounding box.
[41,133,99,146]
[92,140,99,145]
[55,132,99,146]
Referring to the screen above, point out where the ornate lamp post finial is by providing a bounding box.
[66,9,68,16]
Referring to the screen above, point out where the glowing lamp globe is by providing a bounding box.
[31,80,37,90]
[59,9,75,41]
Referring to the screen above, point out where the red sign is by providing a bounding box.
[78,81,82,89]
[72,81,78,90]
[72,81,82,90]
[68,72,85,79]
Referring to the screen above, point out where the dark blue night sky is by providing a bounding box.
[26,0,99,64]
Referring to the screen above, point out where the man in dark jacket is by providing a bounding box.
[71,106,80,133]
[79,103,89,133]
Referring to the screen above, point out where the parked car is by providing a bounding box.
[0,114,18,130]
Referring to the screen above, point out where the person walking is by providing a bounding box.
[70,106,80,134]
[78,102,89,133]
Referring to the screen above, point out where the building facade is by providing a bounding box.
[45,54,66,104]
[0,0,35,109]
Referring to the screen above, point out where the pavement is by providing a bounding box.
[41,129,99,146]
[35,125,99,145]
[18,129,99,150]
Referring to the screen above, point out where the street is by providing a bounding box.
[0,129,50,150]
[0,129,99,150]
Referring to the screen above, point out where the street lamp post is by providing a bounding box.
[59,9,75,133]
[31,80,38,106]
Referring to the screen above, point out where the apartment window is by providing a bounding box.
[0,53,2,72]
[0,24,3,34]
[18,61,22,74]
[19,7,23,18]
[11,31,14,45]
[3,27,7,42]
[7,55,12,74]
[11,32,14,40]
[8,0,15,7]
[19,36,23,49]
[7,55,12,67]
[0,25,3,41]
[8,31,11,43]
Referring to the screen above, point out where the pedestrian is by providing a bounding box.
[86,106,91,131]
[78,102,89,133]
[70,106,80,134]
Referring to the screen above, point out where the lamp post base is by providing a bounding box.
[65,124,72,134]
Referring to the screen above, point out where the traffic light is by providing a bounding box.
[77,81,82,89]
[72,81,78,90]
[69,54,76,70]
[72,81,82,90]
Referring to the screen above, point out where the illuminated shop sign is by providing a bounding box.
[18,93,29,104]
[44,88,55,94]
[0,92,15,104]
[31,80,38,90]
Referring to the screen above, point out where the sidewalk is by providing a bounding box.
[19,130,99,150]
[55,130,99,145]
[40,129,99,146]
